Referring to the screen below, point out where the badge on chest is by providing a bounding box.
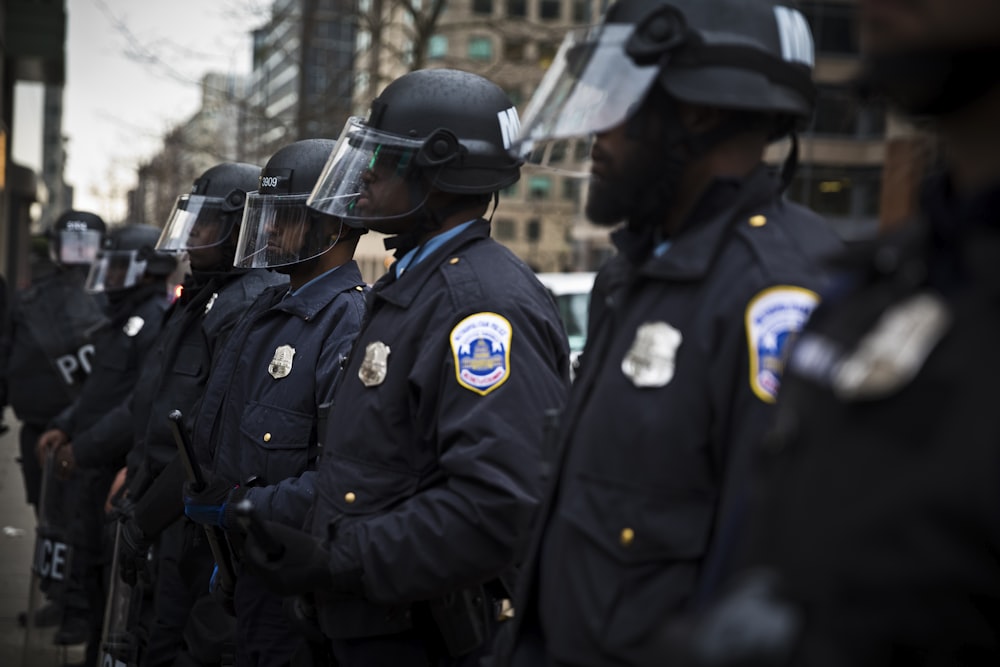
[621,321,683,388]
[268,344,296,379]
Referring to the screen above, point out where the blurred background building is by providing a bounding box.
[2,0,934,288]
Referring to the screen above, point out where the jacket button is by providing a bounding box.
[749,214,767,227]
[263,433,271,443]
[620,527,635,547]
[344,492,356,504]
[449,257,460,265]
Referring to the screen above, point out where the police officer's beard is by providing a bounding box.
[585,149,683,230]
[857,44,1000,117]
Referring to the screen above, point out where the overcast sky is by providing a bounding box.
[13,0,264,222]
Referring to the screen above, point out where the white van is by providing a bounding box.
[536,272,597,379]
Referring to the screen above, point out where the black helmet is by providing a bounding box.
[515,0,816,163]
[49,209,106,267]
[157,162,262,253]
[85,223,178,293]
[233,139,349,269]
[307,68,523,226]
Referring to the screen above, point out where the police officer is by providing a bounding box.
[36,223,177,660]
[179,138,368,667]
[488,1,844,664]
[665,0,1000,665]
[0,210,107,628]
[239,68,571,667]
[0,211,106,514]
[111,161,287,667]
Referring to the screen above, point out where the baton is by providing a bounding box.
[167,409,237,594]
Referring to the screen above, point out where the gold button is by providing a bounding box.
[263,433,271,442]
[449,257,460,265]
[355,285,364,291]
[749,214,767,227]
[620,527,635,547]
[344,492,357,504]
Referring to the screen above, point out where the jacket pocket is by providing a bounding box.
[240,401,314,484]
[322,455,421,517]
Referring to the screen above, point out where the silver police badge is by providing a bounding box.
[122,316,145,337]
[833,291,951,401]
[622,321,683,388]
[268,344,296,380]
[204,292,219,315]
[359,341,391,387]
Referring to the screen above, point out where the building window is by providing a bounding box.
[526,219,541,242]
[799,2,859,56]
[563,177,581,201]
[494,218,516,240]
[428,35,448,59]
[473,0,493,15]
[468,36,493,61]
[529,175,552,200]
[504,39,526,61]
[540,0,560,20]
[508,0,526,18]
[502,182,520,199]
[788,165,882,221]
[571,0,592,22]
[811,85,886,138]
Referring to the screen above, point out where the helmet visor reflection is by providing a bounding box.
[84,250,148,293]
[234,192,339,269]
[57,229,103,265]
[307,117,431,225]
[157,195,232,251]
[515,24,658,163]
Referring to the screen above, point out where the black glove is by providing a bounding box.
[117,518,152,587]
[242,518,362,597]
[183,469,242,529]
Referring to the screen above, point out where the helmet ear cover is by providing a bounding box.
[222,189,247,213]
[415,129,464,168]
[625,5,691,66]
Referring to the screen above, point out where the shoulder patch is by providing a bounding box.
[745,286,819,402]
[450,312,512,396]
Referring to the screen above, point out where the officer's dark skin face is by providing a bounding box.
[586,122,650,226]
[186,218,227,271]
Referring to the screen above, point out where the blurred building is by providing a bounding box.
[1,0,66,291]
[129,72,247,227]
[120,0,930,282]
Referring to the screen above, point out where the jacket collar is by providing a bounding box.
[272,260,364,320]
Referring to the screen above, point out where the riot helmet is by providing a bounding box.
[86,224,178,293]
[157,162,262,270]
[49,210,106,267]
[515,0,816,170]
[234,139,352,270]
[307,68,523,230]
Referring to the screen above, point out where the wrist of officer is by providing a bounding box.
[221,486,249,531]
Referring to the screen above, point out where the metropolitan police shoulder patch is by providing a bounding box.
[450,312,512,396]
[745,286,820,403]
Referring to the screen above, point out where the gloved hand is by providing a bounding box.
[182,470,244,529]
[117,519,151,587]
[242,518,362,597]
[37,428,68,467]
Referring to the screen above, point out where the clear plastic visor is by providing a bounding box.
[515,24,659,173]
[84,250,148,293]
[307,117,432,225]
[157,194,233,251]
[234,192,344,269]
[56,229,103,266]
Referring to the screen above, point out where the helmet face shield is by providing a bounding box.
[307,117,433,226]
[234,192,342,269]
[85,250,148,293]
[55,229,103,266]
[157,194,234,252]
[515,24,658,172]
